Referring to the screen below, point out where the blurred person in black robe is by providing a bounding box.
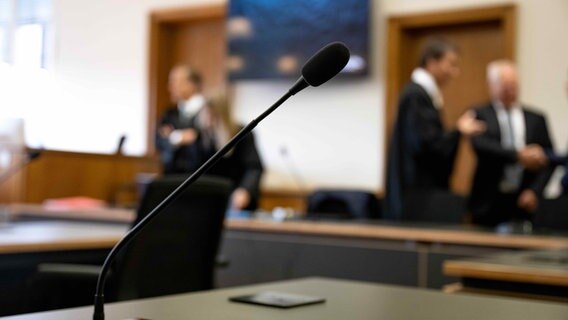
[156,66,206,174]
[189,93,264,211]
[384,38,485,221]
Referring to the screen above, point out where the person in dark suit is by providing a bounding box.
[156,66,205,174]
[189,93,264,211]
[384,37,486,220]
[546,153,568,194]
[545,76,568,195]
[469,60,554,227]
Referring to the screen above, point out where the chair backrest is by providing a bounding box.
[306,189,381,219]
[401,190,465,224]
[534,195,568,231]
[111,175,232,301]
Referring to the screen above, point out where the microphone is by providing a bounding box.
[0,148,42,185]
[92,42,350,320]
[27,148,42,161]
[115,134,127,155]
[280,145,308,192]
[289,42,351,95]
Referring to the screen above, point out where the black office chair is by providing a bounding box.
[402,190,466,224]
[27,175,232,312]
[306,189,381,220]
[533,195,568,231]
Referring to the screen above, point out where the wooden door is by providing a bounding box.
[0,150,25,204]
[148,5,226,154]
[386,5,516,195]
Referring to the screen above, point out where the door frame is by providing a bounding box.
[383,4,516,191]
[147,4,226,155]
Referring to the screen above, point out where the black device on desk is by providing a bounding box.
[230,291,325,308]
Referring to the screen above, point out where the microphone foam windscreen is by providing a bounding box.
[301,42,350,87]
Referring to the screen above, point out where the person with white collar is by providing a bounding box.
[469,60,554,227]
[385,37,485,221]
[156,65,206,174]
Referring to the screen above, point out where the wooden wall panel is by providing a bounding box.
[13,150,306,211]
[147,4,226,155]
[0,151,25,204]
[171,19,227,92]
[259,190,307,213]
[23,150,160,206]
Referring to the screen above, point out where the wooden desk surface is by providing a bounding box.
[226,218,568,249]
[3,204,568,253]
[444,249,568,286]
[0,221,127,254]
[6,203,135,223]
[3,278,567,320]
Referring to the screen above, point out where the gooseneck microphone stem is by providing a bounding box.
[93,85,302,320]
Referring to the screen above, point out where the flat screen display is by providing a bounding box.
[227,0,370,80]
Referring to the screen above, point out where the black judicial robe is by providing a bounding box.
[155,106,200,174]
[187,128,264,211]
[384,82,461,220]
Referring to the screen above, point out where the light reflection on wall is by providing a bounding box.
[276,55,298,75]
[343,55,366,73]
[227,16,253,39]
[227,55,245,72]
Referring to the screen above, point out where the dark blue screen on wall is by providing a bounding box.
[227,0,370,80]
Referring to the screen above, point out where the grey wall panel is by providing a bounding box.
[217,231,418,288]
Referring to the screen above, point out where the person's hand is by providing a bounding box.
[231,188,251,210]
[457,111,486,137]
[518,189,538,213]
[158,124,174,138]
[169,129,197,146]
[517,144,548,171]
[178,129,197,145]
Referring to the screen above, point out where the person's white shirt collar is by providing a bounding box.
[169,94,206,146]
[179,94,205,119]
[411,68,443,109]
[492,100,521,112]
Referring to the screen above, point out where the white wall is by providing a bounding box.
[42,0,224,155]
[6,0,568,192]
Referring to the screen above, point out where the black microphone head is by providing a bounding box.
[301,42,350,87]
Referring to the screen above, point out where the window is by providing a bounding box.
[0,0,53,150]
[0,0,11,63]
[0,0,51,68]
